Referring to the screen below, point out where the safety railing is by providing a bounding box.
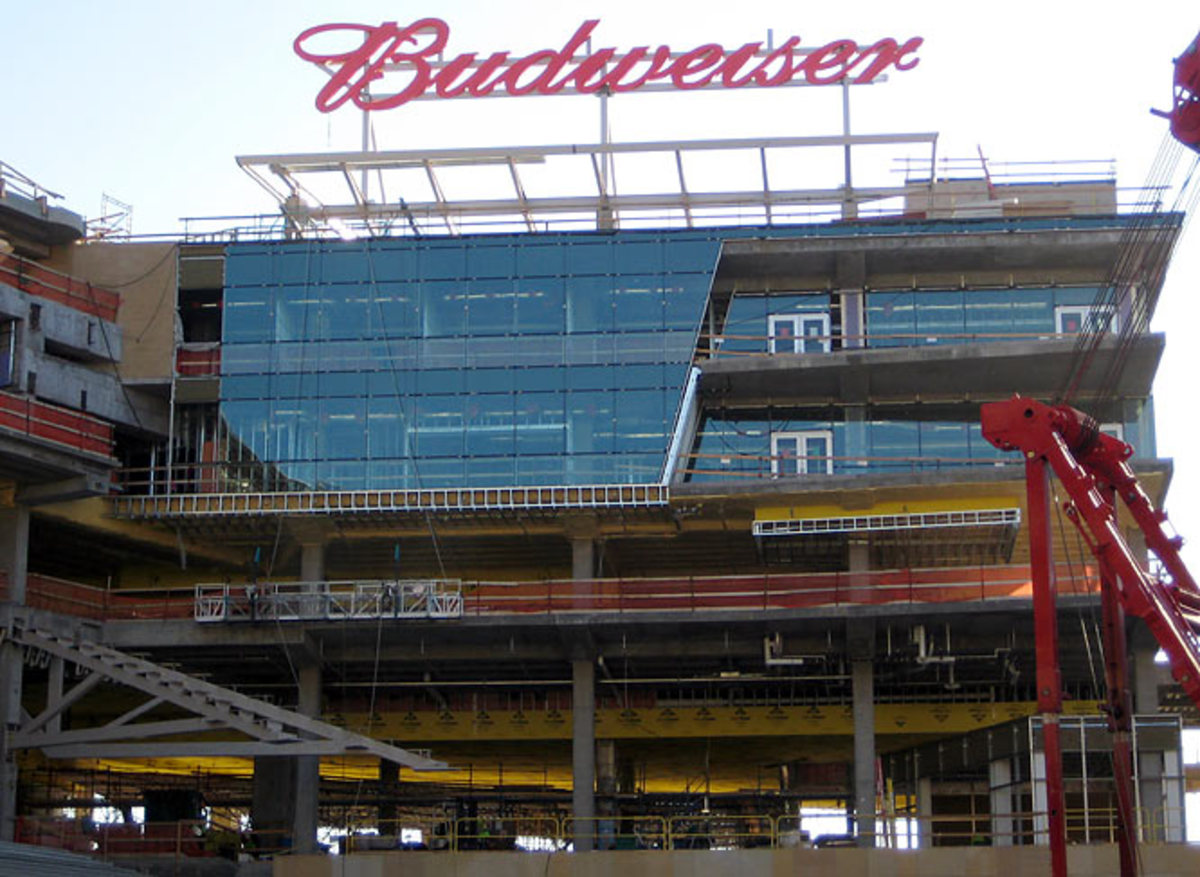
[176,343,221,377]
[456,564,1097,616]
[0,573,194,620]
[0,389,115,459]
[683,450,1020,481]
[194,579,464,623]
[14,806,1191,862]
[328,807,1190,853]
[0,252,120,321]
[111,465,672,506]
[4,563,1099,624]
[702,329,1114,360]
[0,161,63,204]
[94,820,210,858]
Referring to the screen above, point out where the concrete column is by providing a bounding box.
[251,756,295,848]
[989,758,1014,846]
[572,658,596,852]
[848,540,869,574]
[378,760,400,835]
[1132,646,1160,714]
[287,527,326,854]
[916,777,933,848]
[0,506,30,842]
[1137,750,1166,842]
[1031,750,1048,845]
[844,406,868,469]
[836,252,867,349]
[596,740,616,850]
[847,539,871,605]
[840,290,864,349]
[292,661,322,853]
[571,538,595,581]
[1162,746,1186,843]
[852,658,876,847]
[301,541,325,583]
[0,508,29,604]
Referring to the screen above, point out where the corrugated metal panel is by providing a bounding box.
[0,840,142,877]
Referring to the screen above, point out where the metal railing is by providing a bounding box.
[12,804,1190,863]
[0,161,63,204]
[110,477,670,512]
[703,329,1116,358]
[333,806,1190,853]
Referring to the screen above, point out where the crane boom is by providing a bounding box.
[983,396,1200,704]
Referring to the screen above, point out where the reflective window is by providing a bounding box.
[221,232,720,489]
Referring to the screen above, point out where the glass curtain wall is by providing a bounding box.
[220,232,720,490]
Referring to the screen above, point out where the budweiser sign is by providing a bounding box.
[294,19,923,113]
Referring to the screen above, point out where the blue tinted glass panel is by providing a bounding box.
[222,232,719,489]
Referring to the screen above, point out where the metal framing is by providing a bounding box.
[5,622,444,768]
[195,579,464,623]
[753,508,1021,537]
[237,133,938,237]
[111,483,670,520]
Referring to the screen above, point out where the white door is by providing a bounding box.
[769,313,831,354]
[771,430,834,476]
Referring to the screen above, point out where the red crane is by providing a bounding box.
[981,398,1200,877]
[981,31,1200,877]
[1163,32,1200,152]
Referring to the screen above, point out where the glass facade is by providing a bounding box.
[720,286,1110,354]
[864,286,1108,347]
[221,232,720,490]
[686,409,1155,482]
[212,216,1159,492]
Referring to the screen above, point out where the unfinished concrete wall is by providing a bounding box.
[52,241,177,383]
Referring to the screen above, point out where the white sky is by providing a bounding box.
[4,1,1200,556]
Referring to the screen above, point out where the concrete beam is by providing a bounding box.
[16,474,109,506]
[699,335,1161,417]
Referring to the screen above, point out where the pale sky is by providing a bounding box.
[4,1,1200,556]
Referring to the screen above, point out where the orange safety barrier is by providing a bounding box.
[0,253,121,321]
[462,564,1097,616]
[176,345,221,377]
[5,564,1100,623]
[0,573,194,621]
[0,390,115,457]
[15,815,95,854]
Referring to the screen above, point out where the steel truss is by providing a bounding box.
[4,618,444,767]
